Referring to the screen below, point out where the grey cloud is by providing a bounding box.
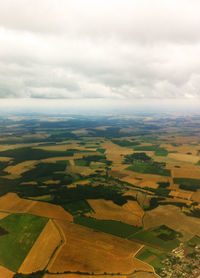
[0,0,200,102]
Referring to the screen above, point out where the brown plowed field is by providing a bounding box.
[18,220,61,273]
[0,193,72,221]
[86,199,143,227]
[0,266,14,278]
[48,220,153,274]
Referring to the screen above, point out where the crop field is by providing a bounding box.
[74,215,141,238]
[18,219,61,273]
[143,205,200,238]
[130,225,181,251]
[4,160,38,178]
[0,115,200,276]
[0,193,73,221]
[0,213,48,271]
[86,199,143,226]
[47,220,153,274]
[0,266,14,278]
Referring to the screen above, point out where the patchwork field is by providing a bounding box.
[0,266,14,278]
[0,213,48,271]
[0,193,73,221]
[144,205,200,239]
[47,220,154,274]
[18,219,62,273]
[0,114,200,277]
[86,199,144,226]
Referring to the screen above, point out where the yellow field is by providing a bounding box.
[169,190,193,201]
[102,141,133,164]
[86,199,144,227]
[0,266,14,278]
[144,205,200,239]
[168,153,199,164]
[137,180,159,189]
[44,275,126,278]
[0,143,39,152]
[4,160,38,178]
[0,156,12,162]
[43,180,60,184]
[48,220,153,274]
[0,211,9,220]
[19,220,61,273]
[0,193,72,221]
[191,190,200,203]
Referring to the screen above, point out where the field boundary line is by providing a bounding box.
[46,219,66,270]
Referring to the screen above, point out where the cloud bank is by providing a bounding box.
[0,0,200,106]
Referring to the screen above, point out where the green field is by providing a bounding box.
[130,225,180,251]
[74,215,140,238]
[0,214,48,271]
[133,145,159,151]
[127,161,171,176]
[174,178,200,191]
[154,148,168,156]
[63,200,93,215]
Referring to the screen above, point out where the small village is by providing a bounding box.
[159,244,200,278]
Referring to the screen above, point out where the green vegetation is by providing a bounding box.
[174,178,200,191]
[63,200,93,215]
[127,161,171,176]
[123,152,151,164]
[133,145,159,151]
[154,148,168,156]
[22,162,66,182]
[0,214,48,271]
[0,147,74,164]
[124,152,170,176]
[112,139,140,147]
[130,225,181,251]
[74,215,140,238]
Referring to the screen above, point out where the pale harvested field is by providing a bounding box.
[168,153,199,163]
[129,272,160,278]
[0,266,14,278]
[0,143,39,152]
[144,205,200,238]
[0,211,9,220]
[160,143,199,155]
[71,129,88,134]
[67,165,96,176]
[123,191,138,199]
[169,190,193,201]
[137,181,158,189]
[166,163,200,179]
[191,190,200,203]
[0,193,72,221]
[102,141,133,164]
[34,145,69,151]
[4,160,38,178]
[44,275,126,278]
[69,159,74,166]
[19,220,61,273]
[86,199,143,227]
[48,220,153,274]
[43,180,60,184]
[0,156,12,161]
[21,181,38,185]
[41,156,74,163]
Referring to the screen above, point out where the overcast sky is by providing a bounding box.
[0,0,200,113]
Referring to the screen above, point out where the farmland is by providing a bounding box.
[0,113,200,277]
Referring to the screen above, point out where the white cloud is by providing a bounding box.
[0,0,200,106]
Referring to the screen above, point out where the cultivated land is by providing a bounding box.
[47,220,153,274]
[0,114,200,277]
